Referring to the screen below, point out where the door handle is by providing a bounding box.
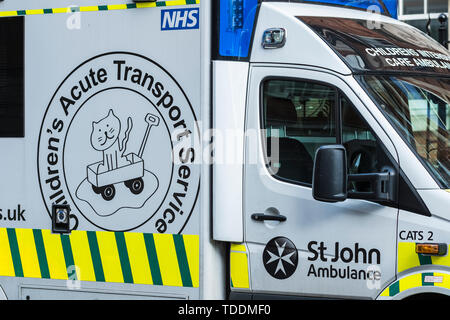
[251,213,286,222]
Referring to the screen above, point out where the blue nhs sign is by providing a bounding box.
[161,8,199,31]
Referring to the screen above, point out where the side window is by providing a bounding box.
[261,78,396,192]
[262,79,336,185]
[0,17,24,137]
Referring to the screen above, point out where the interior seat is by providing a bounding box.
[266,96,314,184]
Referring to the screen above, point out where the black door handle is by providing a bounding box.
[251,213,286,222]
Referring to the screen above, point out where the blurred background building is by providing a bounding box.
[398,0,449,46]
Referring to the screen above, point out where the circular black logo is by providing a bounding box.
[37,52,200,232]
[263,237,298,279]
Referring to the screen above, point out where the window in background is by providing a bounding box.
[0,17,24,137]
[403,0,425,14]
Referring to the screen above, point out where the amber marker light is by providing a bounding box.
[416,243,447,256]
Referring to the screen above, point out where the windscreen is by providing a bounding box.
[299,16,450,75]
[299,16,450,188]
[360,75,450,188]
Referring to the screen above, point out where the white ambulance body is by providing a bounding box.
[0,0,447,300]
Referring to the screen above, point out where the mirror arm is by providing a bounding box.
[348,167,396,202]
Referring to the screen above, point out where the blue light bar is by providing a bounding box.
[219,0,258,58]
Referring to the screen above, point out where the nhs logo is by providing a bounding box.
[161,8,199,31]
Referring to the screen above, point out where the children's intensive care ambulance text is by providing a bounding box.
[365,47,450,69]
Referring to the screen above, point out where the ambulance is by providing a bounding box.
[0,0,448,300]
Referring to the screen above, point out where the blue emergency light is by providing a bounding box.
[218,0,258,58]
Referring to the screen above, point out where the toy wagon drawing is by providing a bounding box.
[87,113,160,201]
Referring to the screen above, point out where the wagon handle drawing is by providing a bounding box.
[139,113,160,158]
[87,113,160,201]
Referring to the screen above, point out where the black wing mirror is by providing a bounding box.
[312,145,397,203]
[312,145,347,202]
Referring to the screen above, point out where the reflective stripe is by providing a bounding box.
[379,287,390,297]
[115,232,134,284]
[107,4,128,11]
[0,11,17,17]
[70,231,96,282]
[397,242,450,273]
[0,228,14,277]
[379,272,450,298]
[400,273,421,291]
[398,242,420,272]
[230,244,246,252]
[124,232,153,285]
[41,230,68,280]
[434,272,450,288]
[183,234,200,288]
[380,241,450,299]
[0,1,200,17]
[15,228,40,278]
[6,229,23,277]
[230,252,250,289]
[153,233,183,287]
[230,243,250,289]
[25,9,44,15]
[173,234,193,287]
[0,228,198,287]
[96,231,124,283]
[79,6,101,12]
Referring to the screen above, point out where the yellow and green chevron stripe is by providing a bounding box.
[379,272,450,298]
[377,242,450,298]
[0,228,199,288]
[0,0,199,18]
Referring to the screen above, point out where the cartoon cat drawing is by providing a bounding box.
[91,109,133,173]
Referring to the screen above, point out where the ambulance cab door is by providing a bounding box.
[243,66,399,299]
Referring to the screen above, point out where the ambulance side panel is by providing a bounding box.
[0,2,202,299]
